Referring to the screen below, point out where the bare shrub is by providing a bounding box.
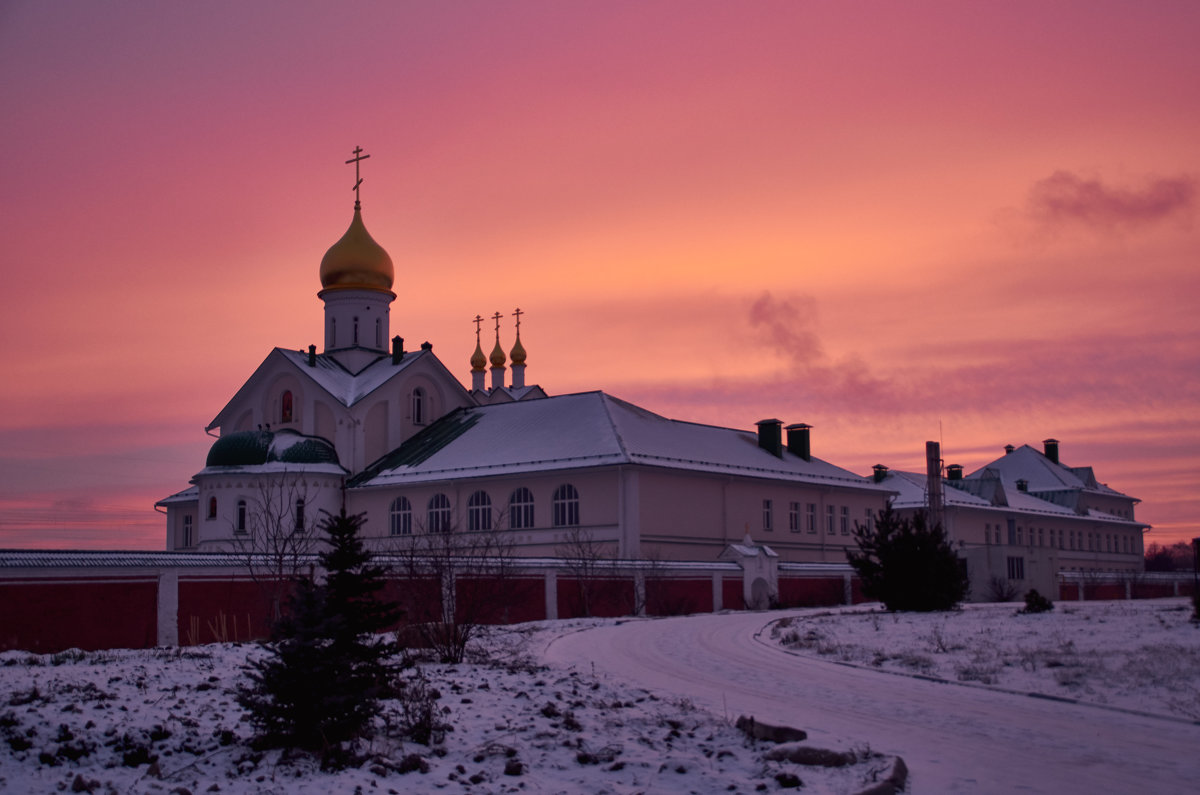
[393,513,526,664]
[986,577,1020,602]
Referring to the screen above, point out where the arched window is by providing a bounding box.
[467,491,492,532]
[294,498,305,532]
[509,488,534,530]
[281,391,293,423]
[389,496,412,536]
[552,484,579,527]
[182,515,194,548]
[207,496,217,520]
[411,388,425,425]
[353,316,359,345]
[375,318,382,348]
[330,317,336,347]
[427,493,451,533]
[236,499,247,533]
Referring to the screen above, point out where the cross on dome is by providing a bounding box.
[345,146,371,208]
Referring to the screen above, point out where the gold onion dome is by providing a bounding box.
[471,339,487,372]
[510,334,526,366]
[319,206,394,292]
[490,338,506,368]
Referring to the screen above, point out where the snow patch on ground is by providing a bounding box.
[768,598,1200,721]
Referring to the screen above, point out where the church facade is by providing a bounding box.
[157,178,895,564]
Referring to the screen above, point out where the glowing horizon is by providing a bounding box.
[0,1,1197,550]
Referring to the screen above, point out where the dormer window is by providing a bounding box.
[281,391,293,423]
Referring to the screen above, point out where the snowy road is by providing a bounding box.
[542,611,1200,794]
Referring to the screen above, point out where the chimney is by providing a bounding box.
[420,341,433,351]
[1016,479,1028,492]
[392,336,405,364]
[946,464,963,481]
[307,344,316,367]
[756,419,783,457]
[1043,438,1060,464]
[926,441,944,529]
[785,423,812,461]
[872,464,889,483]
[1004,444,1015,455]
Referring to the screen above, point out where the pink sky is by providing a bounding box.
[1,1,1197,550]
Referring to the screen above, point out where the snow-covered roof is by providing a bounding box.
[351,391,891,491]
[884,469,1144,527]
[207,347,470,431]
[154,486,199,507]
[273,347,423,407]
[0,550,262,569]
[966,444,1133,500]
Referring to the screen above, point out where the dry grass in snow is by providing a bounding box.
[770,597,1200,721]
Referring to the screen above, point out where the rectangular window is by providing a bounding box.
[762,499,773,531]
[1006,556,1025,580]
[1007,518,1016,546]
[788,502,801,532]
[182,515,193,548]
[864,508,874,531]
[826,505,835,535]
[1038,527,1044,547]
[840,506,850,535]
[806,503,816,533]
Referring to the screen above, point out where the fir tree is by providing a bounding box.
[846,507,969,611]
[239,510,400,767]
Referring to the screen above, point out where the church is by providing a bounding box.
[156,153,896,563]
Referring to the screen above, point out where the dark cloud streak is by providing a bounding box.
[1027,171,1195,231]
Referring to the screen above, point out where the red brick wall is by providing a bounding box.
[455,575,546,624]
[178,577,280,645]
[849,576,868,604]
[556,576,636,618]
[777,576,845,607]
[645,577,712,616]
[722,577,744,611]
[0,579,158,653]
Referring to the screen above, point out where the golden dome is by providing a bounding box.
[510,334,526,366]
[490,338,506,368]
[319,206,394,292]
[471,339,487,372]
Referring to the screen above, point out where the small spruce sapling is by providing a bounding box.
[239,510,400,768]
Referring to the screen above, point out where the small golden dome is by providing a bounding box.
[490,338,506,368]
[319,206,394,292]
[510,334,526,366]
[471,339,487,372]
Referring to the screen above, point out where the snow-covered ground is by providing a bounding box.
[768,598,1200,721]
[2,599,1197,793]
[0,619,895,794]
[544,598,1200,794]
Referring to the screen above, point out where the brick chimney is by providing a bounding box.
[1043,438,1060,464]
[872,464,889,483]
[946,464,963,481]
